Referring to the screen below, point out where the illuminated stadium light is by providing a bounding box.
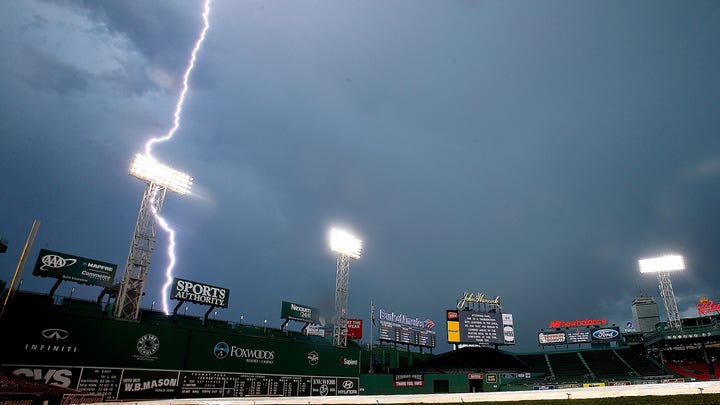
[130,154,193,195]
[329,227,362,347]
[330,228,362,260]
[115,155,193,320]
[638,254,685,330]
[638,255,685,273]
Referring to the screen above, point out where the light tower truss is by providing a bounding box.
[329,228,362,347]
[638,254,685,331]
[114,154,192,320]
[657,270,682,330]
[333,253,351,347]
[114,184,166,320]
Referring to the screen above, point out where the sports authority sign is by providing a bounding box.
[33,249,117,287]
[170,278,229,308]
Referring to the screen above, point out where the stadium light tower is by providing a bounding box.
[114,154,192,320]
[638,254,685,330]
[329,228,362,347]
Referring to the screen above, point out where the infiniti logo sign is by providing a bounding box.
[42,329,69,341]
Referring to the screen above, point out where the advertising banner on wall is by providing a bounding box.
[170,278,230,308]
[346,319,363,339]
[32,249,117,287]
[281,301,320,324]
[448,311,515,345]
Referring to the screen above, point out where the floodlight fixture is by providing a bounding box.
[130,153,193,195]
[330,228,362,260]
[638,254,685,330]
[638,255,685,273]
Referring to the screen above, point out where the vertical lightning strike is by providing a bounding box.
[142,0,212,315]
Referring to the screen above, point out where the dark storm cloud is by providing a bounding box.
[1,0,719,352]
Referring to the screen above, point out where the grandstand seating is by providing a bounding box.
[547,352,591,380]
[515,353,551,376]
[516,348,668,382]
[614,348,665,376]
[580,350,633,379]
[664,361,712,380]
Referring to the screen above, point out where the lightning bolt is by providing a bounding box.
[141,0,212,315]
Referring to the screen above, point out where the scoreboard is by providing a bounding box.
[378,320,436,348]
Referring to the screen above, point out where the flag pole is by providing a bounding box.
[369,300,374,373]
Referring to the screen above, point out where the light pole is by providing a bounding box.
[329,228,362,347]
[639,254,685,330]
[115,154,192,321]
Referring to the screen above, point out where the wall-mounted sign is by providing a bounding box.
[393,374,424,387]
[170,278,229,308]
[281,301,320,324]
[32,249,117,287]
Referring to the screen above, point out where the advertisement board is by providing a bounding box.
[448,310,515,345]
[32,249,117,287]
[377,309,436,348]
[538,326,621,345]
[591,326,621,342]
[565,328,592,344]
[538,331,566,345]
[281,301,320,324]
[170,278,230,308]
[346,319,362,339]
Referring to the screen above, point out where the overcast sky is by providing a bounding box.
[1,0,719,352]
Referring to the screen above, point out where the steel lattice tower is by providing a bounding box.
[657,270,682,330]
[115,184,166,320]
[115,154,192,320]
[333,253,351,347]
[329,228,362,347]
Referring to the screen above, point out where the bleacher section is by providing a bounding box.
[664,361,712,381]
[615,348,665,376]
[581,349,633,379]
[515,353,551,376]
[548,352,591,380]
[515,348,667,383]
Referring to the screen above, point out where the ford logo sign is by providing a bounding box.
[592,328,619,340]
